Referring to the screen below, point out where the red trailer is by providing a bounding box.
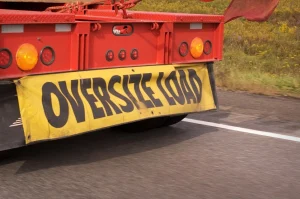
[0,0,251,151]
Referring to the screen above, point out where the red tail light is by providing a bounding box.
[119,49,126,61]
[106,50,114,62]
[204,40,212,55]
[40,46,55,66]
[179,42,189,57]
[131,49,138,60]
[0,48,12,69]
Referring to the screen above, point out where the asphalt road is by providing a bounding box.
[1,90,300,199]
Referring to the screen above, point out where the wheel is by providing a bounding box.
[116,114,187,133]
[116,117,168,133]
[162,114,188,127]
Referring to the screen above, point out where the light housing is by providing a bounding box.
[204,40,212,55]
[179,42,189,57]
[106,50,114,62]
[131,49,138,60]
[190,37,204,58]
[16,43,38,71]
[0,48,12,69]
[40,46,55,66]
[119,49,126,61]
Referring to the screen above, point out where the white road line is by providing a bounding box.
[183,118,300,143]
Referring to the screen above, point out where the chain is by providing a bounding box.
[45,0,142,16]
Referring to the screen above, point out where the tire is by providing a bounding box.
[116,114,187,133]
[162,114,188,127]
[116,117,168,133]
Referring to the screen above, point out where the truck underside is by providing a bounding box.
[0,0,223,151]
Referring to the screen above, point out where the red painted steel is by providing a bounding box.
[0,24,72,79]
[0,2,225,80]
[85,10,224,23]
[127,11,224,23]
[0,9,75,24]
[172,23,223,64]
[89,23,159,69]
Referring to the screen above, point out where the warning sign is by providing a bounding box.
[16,64,216,144]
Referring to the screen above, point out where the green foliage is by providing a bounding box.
[134,0,230,14]
[134,0,300,96]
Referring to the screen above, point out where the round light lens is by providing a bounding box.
[16,43,38,71]
[131,49,138,60]
[204,40,212,55]
[119,49,126,61]
[190,37,204,58]
[179,42,189,57]
[106,50,114,62]
[0,48,12,69]
[40,46,55,66]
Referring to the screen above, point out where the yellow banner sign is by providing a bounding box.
[16,64,216,144]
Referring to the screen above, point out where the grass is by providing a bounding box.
[134,0,300,97]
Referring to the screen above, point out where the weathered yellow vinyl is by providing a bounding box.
[16,64,216,144]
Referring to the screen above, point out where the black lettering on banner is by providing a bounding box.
[109,75,134,113]
[42,82,69,128]
[178,70,197,104]
[141,73,163,107]
[157,72,176,105]
[93,77,122,116]
[123,75,140,109]
[80,78,105,119]
[165,71,185,105]
[188,69,202,103]
[129,74,154,108]
[59,80,85,123]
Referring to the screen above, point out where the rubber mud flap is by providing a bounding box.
[0,83,25,152]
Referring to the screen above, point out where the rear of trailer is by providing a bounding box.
[0,0,222,151]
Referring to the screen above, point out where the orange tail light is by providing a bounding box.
[190,37,204,58]
[16,43,38,71]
